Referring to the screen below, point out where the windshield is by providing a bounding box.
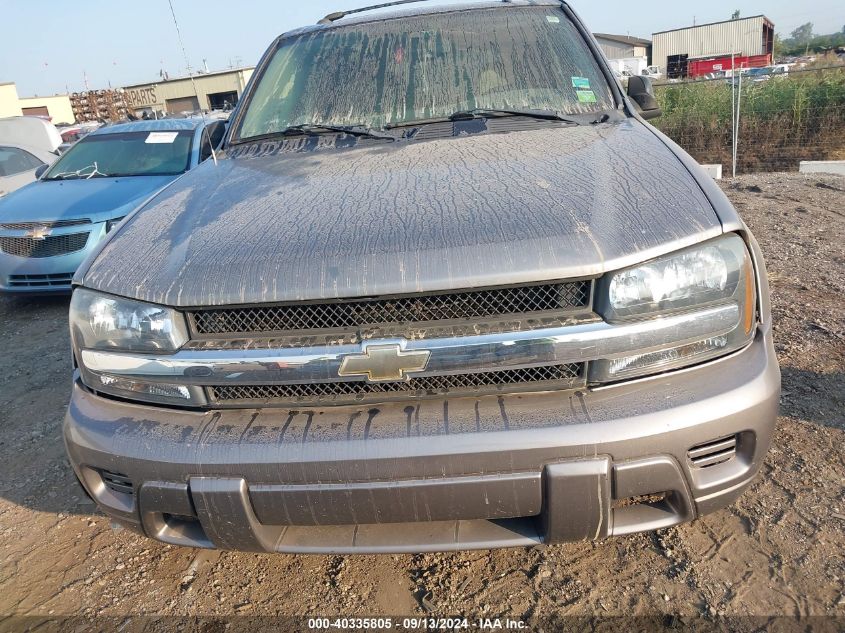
[44,130,193,179]
[237,6,615,140]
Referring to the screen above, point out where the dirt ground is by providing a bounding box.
[0,172,843,630]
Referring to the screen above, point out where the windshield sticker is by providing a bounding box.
[571,77,591,90]
[576,90,597,103]
[145,132,179,144]
[546,15,560,23]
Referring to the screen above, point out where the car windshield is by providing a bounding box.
[236,6,615,140]
[747,68,770,76]
[44,130,193,179]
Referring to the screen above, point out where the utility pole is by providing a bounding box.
[733,62,744,178]
[731,53,736,177]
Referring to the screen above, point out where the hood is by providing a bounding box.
[0,175,177,224]
[80,119,723,307]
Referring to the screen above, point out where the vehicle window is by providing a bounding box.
[43,131,193,179]
[199,122,226,162]
[0,146,44,177]
[237,6,614,139]
[208,121,226,148]
[199,130,213,163]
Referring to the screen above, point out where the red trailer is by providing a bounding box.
[688,53,771,77]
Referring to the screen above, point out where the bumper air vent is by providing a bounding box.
[99,470,134,495]
[687,435,738,469]
[7,272,74,288]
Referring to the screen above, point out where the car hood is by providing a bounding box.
[0,175,177,224]
[80,119,723,307]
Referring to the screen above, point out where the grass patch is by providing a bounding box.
[654,67,845,173]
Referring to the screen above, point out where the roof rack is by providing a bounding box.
[317,0,445,25]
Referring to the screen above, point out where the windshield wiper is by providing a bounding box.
[256,123,396,142]
[449,108,583,124]
[388,108,619,129]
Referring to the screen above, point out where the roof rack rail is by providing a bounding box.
[317,0,439,25]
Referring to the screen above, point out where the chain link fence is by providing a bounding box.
[652,64,845,175]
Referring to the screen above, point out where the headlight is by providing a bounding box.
[70,288,188,352]
[70,288,202,406]
[599,235,747,321]
[105,216,125,233]
[591,234,756,382]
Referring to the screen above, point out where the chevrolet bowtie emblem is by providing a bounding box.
[26,226,52,241]
[338,344,430,382]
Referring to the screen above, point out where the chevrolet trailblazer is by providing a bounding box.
[64,0,780,553]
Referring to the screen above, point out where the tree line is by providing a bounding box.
[776,23,845,57]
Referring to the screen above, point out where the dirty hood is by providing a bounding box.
[80,119,722,307]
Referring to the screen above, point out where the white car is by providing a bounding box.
[641,66,663,81]
[0,117,61,198]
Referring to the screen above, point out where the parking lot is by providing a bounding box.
[0,172,843,626]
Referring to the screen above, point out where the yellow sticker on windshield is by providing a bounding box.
[546,15,560,23]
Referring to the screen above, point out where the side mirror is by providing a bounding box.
[34,164,50,179]
[627,76,662,120]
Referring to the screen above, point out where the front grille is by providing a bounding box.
[99,470,133,495]
[7,272,74,288]
[192,281,591,335]
[0,232,89,258]
[209,363,583,406]
[0,219,90,230]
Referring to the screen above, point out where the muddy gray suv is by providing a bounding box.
[64,0,780,553]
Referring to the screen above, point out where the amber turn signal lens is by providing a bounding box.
[743,251,755,335]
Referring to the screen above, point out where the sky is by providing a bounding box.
[1,0,842,96]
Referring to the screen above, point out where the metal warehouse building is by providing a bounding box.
[593,34,652,62]
[652,15,774,79]
[0,83,75,125]
[122,67,254,116]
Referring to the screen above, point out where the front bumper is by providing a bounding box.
[64,327,779,553]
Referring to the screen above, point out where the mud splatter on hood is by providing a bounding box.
[78,120,722,307]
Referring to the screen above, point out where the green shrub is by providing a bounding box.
[653,68,845,172]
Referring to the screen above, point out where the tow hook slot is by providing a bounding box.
[139,481,213,549]
[610,456,695,536]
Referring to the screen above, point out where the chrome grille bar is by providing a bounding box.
[80,303,740,390]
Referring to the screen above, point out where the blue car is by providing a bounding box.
[0,118,226,293]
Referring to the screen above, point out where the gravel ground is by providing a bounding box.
[0,172,843,630]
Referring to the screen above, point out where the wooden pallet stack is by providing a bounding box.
[70,89,129,123]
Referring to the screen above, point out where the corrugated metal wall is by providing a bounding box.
[652,16,766,73]
[595,38,635,59]
[594,39,650,60]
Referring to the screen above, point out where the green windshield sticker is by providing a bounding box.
[576,90,597,103]
[546,15,560,23]
[571,77,591,89]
